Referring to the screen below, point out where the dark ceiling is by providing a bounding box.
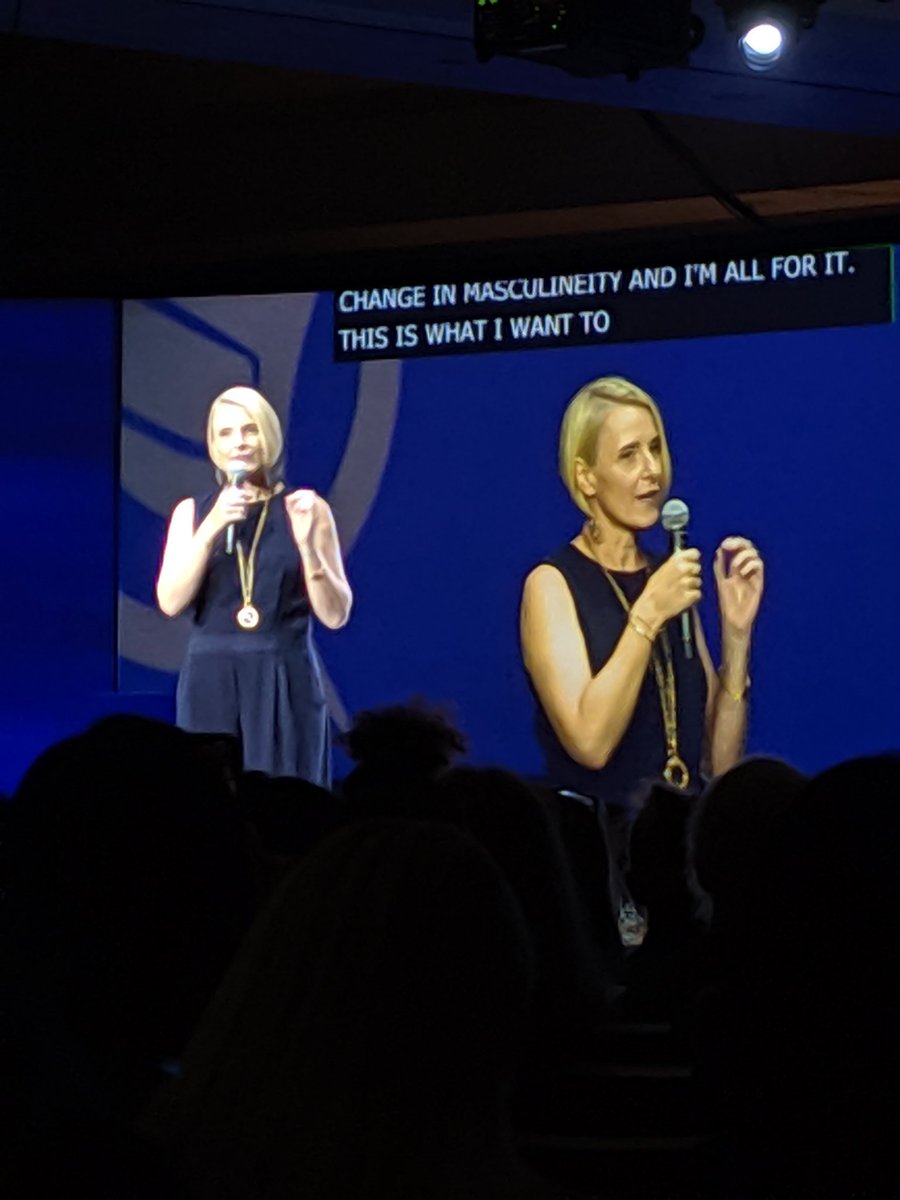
[5,0,900,293]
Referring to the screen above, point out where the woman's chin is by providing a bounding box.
[633,506,660,530]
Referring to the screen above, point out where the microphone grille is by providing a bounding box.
[661,497,690,532]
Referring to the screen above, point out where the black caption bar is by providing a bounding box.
[332,247,893,362]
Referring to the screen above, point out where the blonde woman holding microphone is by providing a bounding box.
[157,385,351,783]
[521,376,763,896]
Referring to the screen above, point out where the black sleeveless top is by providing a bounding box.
[532,542,708,810]
[187,490,311,647]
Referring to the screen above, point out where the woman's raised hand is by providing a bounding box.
[285,489,323,548]
[715,536,764,636]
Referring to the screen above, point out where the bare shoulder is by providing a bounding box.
[521,561,590,699]
[522,562,572,608]
[168,496,196,529]
[172,496,195,519]
[161,498,198,548]
[521,564,580,653]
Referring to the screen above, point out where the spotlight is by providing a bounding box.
[717,1,825,71]
[740,20,787,69]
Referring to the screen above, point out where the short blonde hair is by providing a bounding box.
[559,375,672,516]
[206,385,284,476]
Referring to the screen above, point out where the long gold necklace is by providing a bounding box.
[584,530,689,790]
[234,499,270,630]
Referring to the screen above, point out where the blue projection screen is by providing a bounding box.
[118,245,900,777]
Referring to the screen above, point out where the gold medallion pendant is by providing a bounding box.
[663,753,690,791]
[236,604,260,630]
[233,498,270,631]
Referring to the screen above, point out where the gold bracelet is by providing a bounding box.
[719,673,750,702]
[628,612,656,643]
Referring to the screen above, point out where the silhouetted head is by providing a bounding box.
[147,819,536,1199]
[690,756,808,926]
[789,753,900,968]
[432,766,611,1022]
[339,700,466,818]
[2,715,257,1114]
[627,781,695,912]
[237,770,339,857]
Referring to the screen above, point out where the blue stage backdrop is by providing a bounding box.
[0,299,172,793]
[2,244,899,793]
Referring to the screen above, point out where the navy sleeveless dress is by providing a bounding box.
[176,491,331,784]
[533,542,707,814]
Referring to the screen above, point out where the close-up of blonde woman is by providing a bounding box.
[520,375,764,887]
[156,385,352,783]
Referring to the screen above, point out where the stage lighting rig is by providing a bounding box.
[716,0,825,70]
[473,0,704,81]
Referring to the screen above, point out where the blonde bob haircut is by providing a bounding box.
[559,375,672,516]
[206,385,284,477]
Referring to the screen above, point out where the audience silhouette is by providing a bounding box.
[144,819,596,1200]
[3,708,896,1199]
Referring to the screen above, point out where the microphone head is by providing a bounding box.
[227,463,251,487]
[661,497,690,532]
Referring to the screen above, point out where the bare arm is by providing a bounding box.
[156,488,245,617]
[521,548,703,770]
[156,499,212,617]
[521,565,657,770]
[694,614,749,778]
[697,535,762,777]
[286,493,352,630]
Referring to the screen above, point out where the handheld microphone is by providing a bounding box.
[225,464,250,556]
[660,498,694,660]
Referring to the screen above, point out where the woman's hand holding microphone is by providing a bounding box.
[631,548,703,637]
[198,481,251,550]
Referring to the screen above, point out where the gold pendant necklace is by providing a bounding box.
[234,499,270,630]
[585,530,689,790]
[236,605,260,629]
